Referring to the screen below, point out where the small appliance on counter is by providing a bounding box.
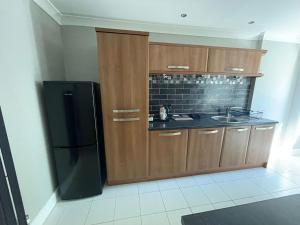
[159,105,170,121]
[43,81,106,200]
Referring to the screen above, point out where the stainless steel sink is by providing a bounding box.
[211,116,250,124]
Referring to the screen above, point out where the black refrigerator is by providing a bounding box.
[43,81,106,200]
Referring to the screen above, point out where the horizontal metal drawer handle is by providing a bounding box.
[167,65,190,70]
[198,130,218,134]
[159,132,182,137]
[113,117,140,122]
[225,67,245,72]
[236,128,248,132]
[255,126,274,131]
[112,109,140,113]
[229,128,248,132]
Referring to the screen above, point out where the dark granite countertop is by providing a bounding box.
[149,116,278,131]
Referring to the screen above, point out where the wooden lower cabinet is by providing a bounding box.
[246,125,276,166]
[220,126,251,167]
[149,130,188,177]
[187,128,224,172]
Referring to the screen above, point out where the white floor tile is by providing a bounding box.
[139,192,165,215]
[114,184,139,197]
[200,183,230,203]
[85,198,115,225]
[43,203,65,225]
[218,179,267,199]
[158,179,179,191]
[272,187,300,198]
[115,196,140,220]
[181,186,210,207]
[138,181,159,194]
[176,176,197,188]
[114,217,141,225]
[250,174,298,193]
[233,197,256,206]
[161,189,188,211]
[167,208,191,225]
[191,204,214,214]
[193,174,214,185]
[57,200,91,225]
[213,201,235,209]
[141,213,170,225]
[97,186,116,199]
[211,171,245,183]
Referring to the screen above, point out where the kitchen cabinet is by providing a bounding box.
[220,126,251,167]
[149,43,208,73]
[207,48,266,75]
[149,130,188,177]
[246,125,276,166]
[96,28,149,184]
[187,128,224,172]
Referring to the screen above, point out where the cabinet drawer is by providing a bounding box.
[220,126,251,167]
[208,48,264,75]
[149,130,188,177]
[149,44,208,73]
[187,128,224,172]
[246,125,275,165]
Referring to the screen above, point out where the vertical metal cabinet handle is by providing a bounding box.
[198,130,218,134]
[167,65,190,70]
[225,67,245,72]
[112,109,140,113]
[113,117,140,122]
[255,126,274,131]
[159,132,182,137]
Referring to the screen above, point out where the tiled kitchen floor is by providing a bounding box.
[43,156,300,225]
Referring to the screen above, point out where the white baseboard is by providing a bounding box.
[30,189,58,225]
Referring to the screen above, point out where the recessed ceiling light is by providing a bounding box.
[248,21,255,24]
[181,13,187,18]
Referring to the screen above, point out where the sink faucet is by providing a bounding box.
[226,106,243,118]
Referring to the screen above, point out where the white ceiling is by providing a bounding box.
[46,0,300,42]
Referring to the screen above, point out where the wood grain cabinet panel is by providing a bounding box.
[187,128,224,172]
[149,43,208,73]
[96,31,149,184]
[220,126,251,167]
[246,125,276,166]
[149,130,188,177]
[208,48,265,75]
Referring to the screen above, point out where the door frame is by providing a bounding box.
[0,107,27,225]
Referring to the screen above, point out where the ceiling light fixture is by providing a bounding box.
[181,13,187,18]
[248,21,255,24]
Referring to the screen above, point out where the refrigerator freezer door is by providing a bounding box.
[54,145,102,200]
[44,82,97,147]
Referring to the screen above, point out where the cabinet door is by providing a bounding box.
[150,130,188,177]
[246,125,275,165]
[220,126,251,167]
[97,32,149,184]
[208,48,263,75]
[187,128,224,172]
[149,44,208,73]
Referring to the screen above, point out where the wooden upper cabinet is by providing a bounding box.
[96,30,149,184]
[220,126,251,168]
[246,125,276,166]
[149,130,188,178]
[208,48,266,75]
[187,128,224,173]
[149,43,208,73]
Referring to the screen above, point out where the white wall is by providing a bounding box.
[252,40,300,155]
[62,26,99,82]
[0,0,65,221]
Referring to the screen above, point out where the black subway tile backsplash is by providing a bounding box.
[149,74,252,114]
